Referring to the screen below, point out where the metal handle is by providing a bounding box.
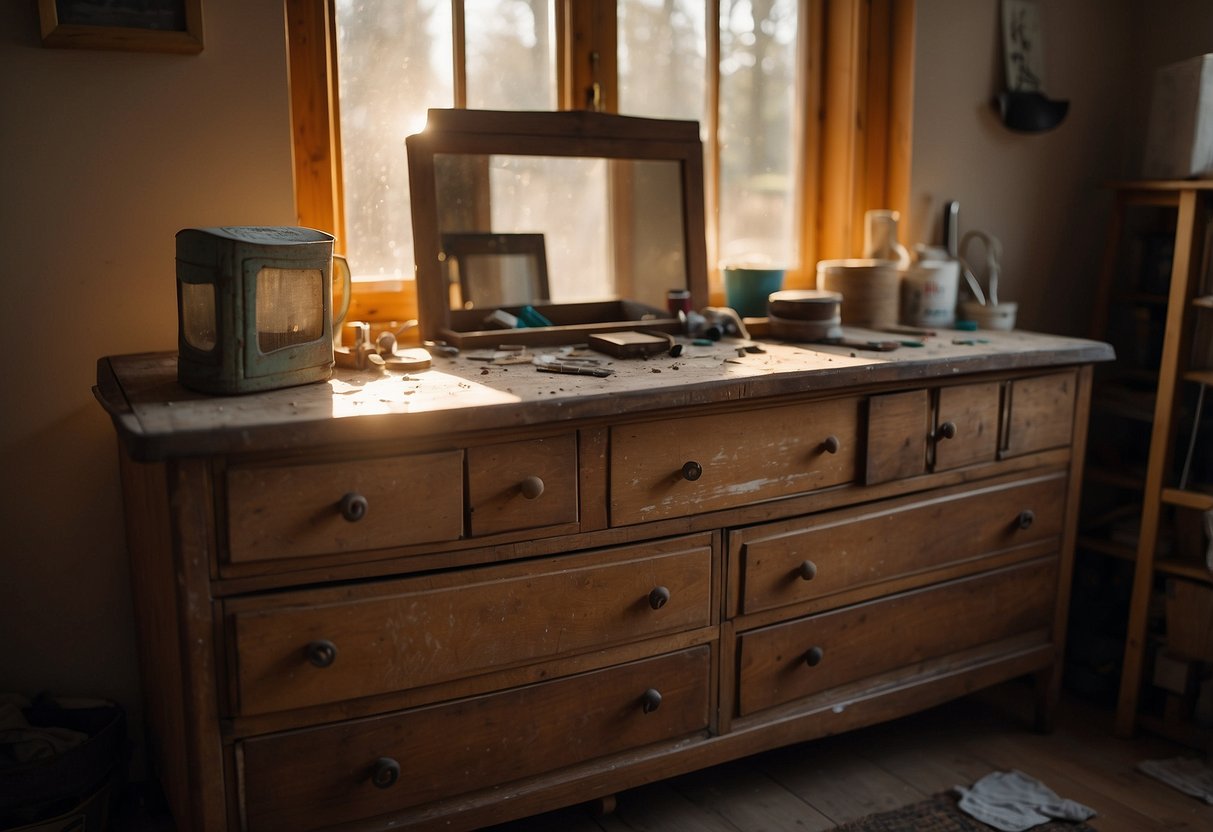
[305,639,337,668]
[936,421,957,441]
[798,560,818,581]
[641,688,663,713]
[520,475,545,500]
[648,586,671,610]
[339,492,368,522]
[821,435,840,454]
[370,757,400,789]
[1017,509,1035,530]
[804,646,825,667]
[681,461,703,481]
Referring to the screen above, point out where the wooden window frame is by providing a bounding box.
[285,0,914,323]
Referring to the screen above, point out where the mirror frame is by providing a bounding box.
[406,108,709,347]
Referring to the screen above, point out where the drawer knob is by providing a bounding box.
[821,435,840,454]
[935,421,957,441]
[648,585,671,610]
[1017,509,1036,530]
[519,475,545,500]
[641,688,663,713]
[681,460,703,481]
[804,646,825,667]
[370,757,400,789]
[305,639,338,668]
[798,560,818,581]
[339,492,368,522]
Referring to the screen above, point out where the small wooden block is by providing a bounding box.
[588,331,668,358]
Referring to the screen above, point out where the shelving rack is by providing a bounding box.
[1088,181,1213,739]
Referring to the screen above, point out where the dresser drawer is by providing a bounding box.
[239,646,712,832]
[865,381,1002,484]
[225,450,464,563]
[610,397,860,525]
[227,536,714,715]
[1003,371,1077,457]
[735,558,1057,716]
[467,433,578,536]
[735,471,1067,615]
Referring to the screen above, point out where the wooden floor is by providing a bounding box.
[482,680,1213,832]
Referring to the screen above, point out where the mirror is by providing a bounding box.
[407,109,709,347]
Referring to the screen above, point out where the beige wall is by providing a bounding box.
[909,0,1213,336]
[0,0,294,747]
[1,0,1210,778]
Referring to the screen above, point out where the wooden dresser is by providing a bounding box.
[95,330,1112,832]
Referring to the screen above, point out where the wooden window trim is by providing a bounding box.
[285,0,914,323]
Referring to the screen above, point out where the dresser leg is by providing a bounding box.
[592,794,618,816]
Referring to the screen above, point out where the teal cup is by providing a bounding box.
[723,266,785,317]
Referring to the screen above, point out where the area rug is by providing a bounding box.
[832,792,1098,832]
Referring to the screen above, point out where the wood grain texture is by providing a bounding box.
[934,381,1001,470]
[610,396,861,525]
[736,558,1058,716]
[467,433,578,535]
[1003,370,1078,458]
[225,450,464,562]
[865,388,929,484]
[96,332,1112,462]
[736,470,1067,616]
[228,540,714,716]
[240,647,712,832]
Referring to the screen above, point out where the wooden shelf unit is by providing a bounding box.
[1100,181,1213,736]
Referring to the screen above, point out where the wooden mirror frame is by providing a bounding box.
[406,109,710,348]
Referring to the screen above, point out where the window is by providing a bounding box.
[285,0,914,321]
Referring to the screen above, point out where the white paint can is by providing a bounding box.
[900,259,960,327]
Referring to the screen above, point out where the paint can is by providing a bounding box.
[900,260,960,327]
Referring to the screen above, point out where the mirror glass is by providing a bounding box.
[433,153,687,312]
[407,109,708,347]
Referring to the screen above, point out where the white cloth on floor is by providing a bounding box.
[1137,756,1213,804]
[952,769,1096,831]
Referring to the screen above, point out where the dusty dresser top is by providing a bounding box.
[95,328,1113,461]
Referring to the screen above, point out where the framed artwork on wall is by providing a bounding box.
[39,0,203,54]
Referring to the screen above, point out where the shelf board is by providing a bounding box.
[1183,369,1213,386]
[1084,465,1145,491]
[1077,535,1136,561]
[1162,487,1213,511]
[1112,291,1169,306]
[1193,295,1213,310]
[1156,559,1213,583]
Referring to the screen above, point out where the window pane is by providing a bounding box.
[617,0,706,125]
[256,268,324,353]
[465,1,556,110]
[335,0,454,281]
[719,0,800,269]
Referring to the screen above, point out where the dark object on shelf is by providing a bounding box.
[996,90,1069,133]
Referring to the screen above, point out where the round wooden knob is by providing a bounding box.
[520,476,545,500]
[648,586,671,610]
[339,492,368,522]
[681,461,703,481]
[821,435,840,454]
[936,421,957,441]
[641,688,663,713]
[804,646,825,667]
[1017,509,1036,530]
[370,757,400,789]
[798,560,818,581]
[305,639,337,668]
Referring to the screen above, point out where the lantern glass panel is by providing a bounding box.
[181,281,217,352]
[256,267,324,353]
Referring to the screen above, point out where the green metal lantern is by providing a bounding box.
[176,226,336,394]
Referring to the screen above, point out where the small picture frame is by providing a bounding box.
[39,0,204,54]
